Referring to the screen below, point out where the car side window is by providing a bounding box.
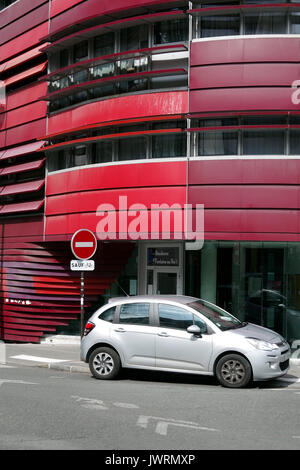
[158,304,194,330]
[99,306,116,322]
[119,303,150,325]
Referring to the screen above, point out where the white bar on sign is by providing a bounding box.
[70,260,95,271]
[75,242,93,247]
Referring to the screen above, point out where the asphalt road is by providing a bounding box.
[0,363,300,451]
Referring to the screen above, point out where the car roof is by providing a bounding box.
[108,295,199,305]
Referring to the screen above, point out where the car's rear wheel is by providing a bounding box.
[89,347,121,380]
[216,354,252,388]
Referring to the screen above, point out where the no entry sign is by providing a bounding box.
[71,229,97,260]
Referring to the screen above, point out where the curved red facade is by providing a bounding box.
[1,0,300,344]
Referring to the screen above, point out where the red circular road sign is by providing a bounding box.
[71,229,97,260]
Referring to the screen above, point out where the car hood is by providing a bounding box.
[230,322,284,343]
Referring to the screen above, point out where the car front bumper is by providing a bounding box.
[252,348,291,381]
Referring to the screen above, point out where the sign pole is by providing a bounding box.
[80,271,85,338]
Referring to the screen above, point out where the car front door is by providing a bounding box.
[110,302,157,367]
[155,303,213,372]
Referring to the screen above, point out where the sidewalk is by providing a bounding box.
[1,335,300,381]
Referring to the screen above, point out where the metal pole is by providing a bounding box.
[80,271,85,338]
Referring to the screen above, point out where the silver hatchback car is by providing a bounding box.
[81,295,290,388]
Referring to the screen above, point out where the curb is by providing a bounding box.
[38,362,90,374]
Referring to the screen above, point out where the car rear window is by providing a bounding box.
[99,306,116,322]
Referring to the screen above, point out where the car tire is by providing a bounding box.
[216,354,252,388]
[89,347,121,380]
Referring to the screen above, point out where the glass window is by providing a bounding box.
[120,25,148,52]
[99,306,116,322]
[290,13,300,34]
[94,33,114,57]
[289,130,300,155]
[243,130,285,155]
[188,300,242,331]
[198,131,238,156]
[91,63,114,80]
[158,303,194,330]
[118,137,146,161]
[152,133,187,158]
[153,19,188,44]
[73,41,88,62]
[60,49,69,68]
[244,13,287,35]
[72,145,88,166]
[200,15,240,37]
[92,141,113,163]
[119,303,150,325]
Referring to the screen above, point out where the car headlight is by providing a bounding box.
[246,337,279,351]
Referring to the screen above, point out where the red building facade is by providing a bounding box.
[1,0,300,349]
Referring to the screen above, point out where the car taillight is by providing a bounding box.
[83,321,95,336]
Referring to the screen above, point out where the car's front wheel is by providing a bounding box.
[216,354,252,388]
[89,347,121,380]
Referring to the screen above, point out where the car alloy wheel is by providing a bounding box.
[216,354,252,388]
[89,347,121,380]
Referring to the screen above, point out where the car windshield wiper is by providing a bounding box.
[235,321,248,329]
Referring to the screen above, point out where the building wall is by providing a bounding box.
[1,0,300,342]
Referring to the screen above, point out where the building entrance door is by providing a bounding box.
[139,243,183,295]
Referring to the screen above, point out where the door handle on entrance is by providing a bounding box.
[158,332,169,337]
[114,328,126,333]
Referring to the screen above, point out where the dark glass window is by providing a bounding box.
[60,49,69,68]
[92,141,113,163]
[94,33,115,57]
[73,41,88,62]
[200,15,240,37]
[119,303,150,325]
[118,137,147,161]
[289,130,300,155]
[243,130,285,155]
[72,145,89,166]
[120,25,148,52]
[158,304,197,330]
[244,13,287,34]
[152,133,187,158]
[154,19,188,44]
[290,13,300,34]
[198,131,238,156]
[99,306,116,322]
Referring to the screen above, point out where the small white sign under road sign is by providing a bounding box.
[70,260,95,271]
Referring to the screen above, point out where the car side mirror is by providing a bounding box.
[187,325,202,337]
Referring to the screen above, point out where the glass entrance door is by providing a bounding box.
[156,271,177,294]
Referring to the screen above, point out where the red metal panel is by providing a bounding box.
[4,101,47,130]
[46,186,187,216]
[0,0,48,29]
[5,82,47,113]
[4,62,47,87]
[203,209,300,234]
[46,160,187,196]
[0,23,48,63]
[47,91,188,136]
[0,179,45,196]
[0,3,49,46]
[188,159,300,185]
[189,185,300,209]
[189,88,300,114]
[0,141,46,161]
[190,63,300,90]
[0,44,47,73]
[0,200,44,215]
[3,118,47,147]
[190,37,300,66]
[49,0,183,34]
[0,158,45,176]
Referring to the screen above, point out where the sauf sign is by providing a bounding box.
[70,229,97,337]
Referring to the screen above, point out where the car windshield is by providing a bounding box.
[188,300,243,331]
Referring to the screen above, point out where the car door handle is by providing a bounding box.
[114,328,126,333]
[158,332,169,337]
